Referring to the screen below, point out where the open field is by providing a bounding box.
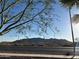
[0,46,74,55]
[0,47,76,59]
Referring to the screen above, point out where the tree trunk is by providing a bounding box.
[69,8,75,59]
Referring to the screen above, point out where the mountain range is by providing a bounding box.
[0,38,73,47]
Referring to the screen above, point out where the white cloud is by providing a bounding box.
[73,23,79,38]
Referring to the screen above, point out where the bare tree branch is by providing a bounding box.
[4,1,32,24]
[0,0,6,29]
[1,1,32,33]
[1,8,45,34]
[4,10,23,24]
[0,0,19,14]
[0,0,54,35]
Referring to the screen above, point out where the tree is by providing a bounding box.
[0,0,55,35]
[72,14,79,23]
[59,0,79,58]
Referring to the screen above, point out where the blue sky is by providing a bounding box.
[0,0,79,42]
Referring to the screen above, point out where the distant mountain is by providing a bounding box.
[0,38,73,47]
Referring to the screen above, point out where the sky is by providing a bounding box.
[0,0,79,42]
